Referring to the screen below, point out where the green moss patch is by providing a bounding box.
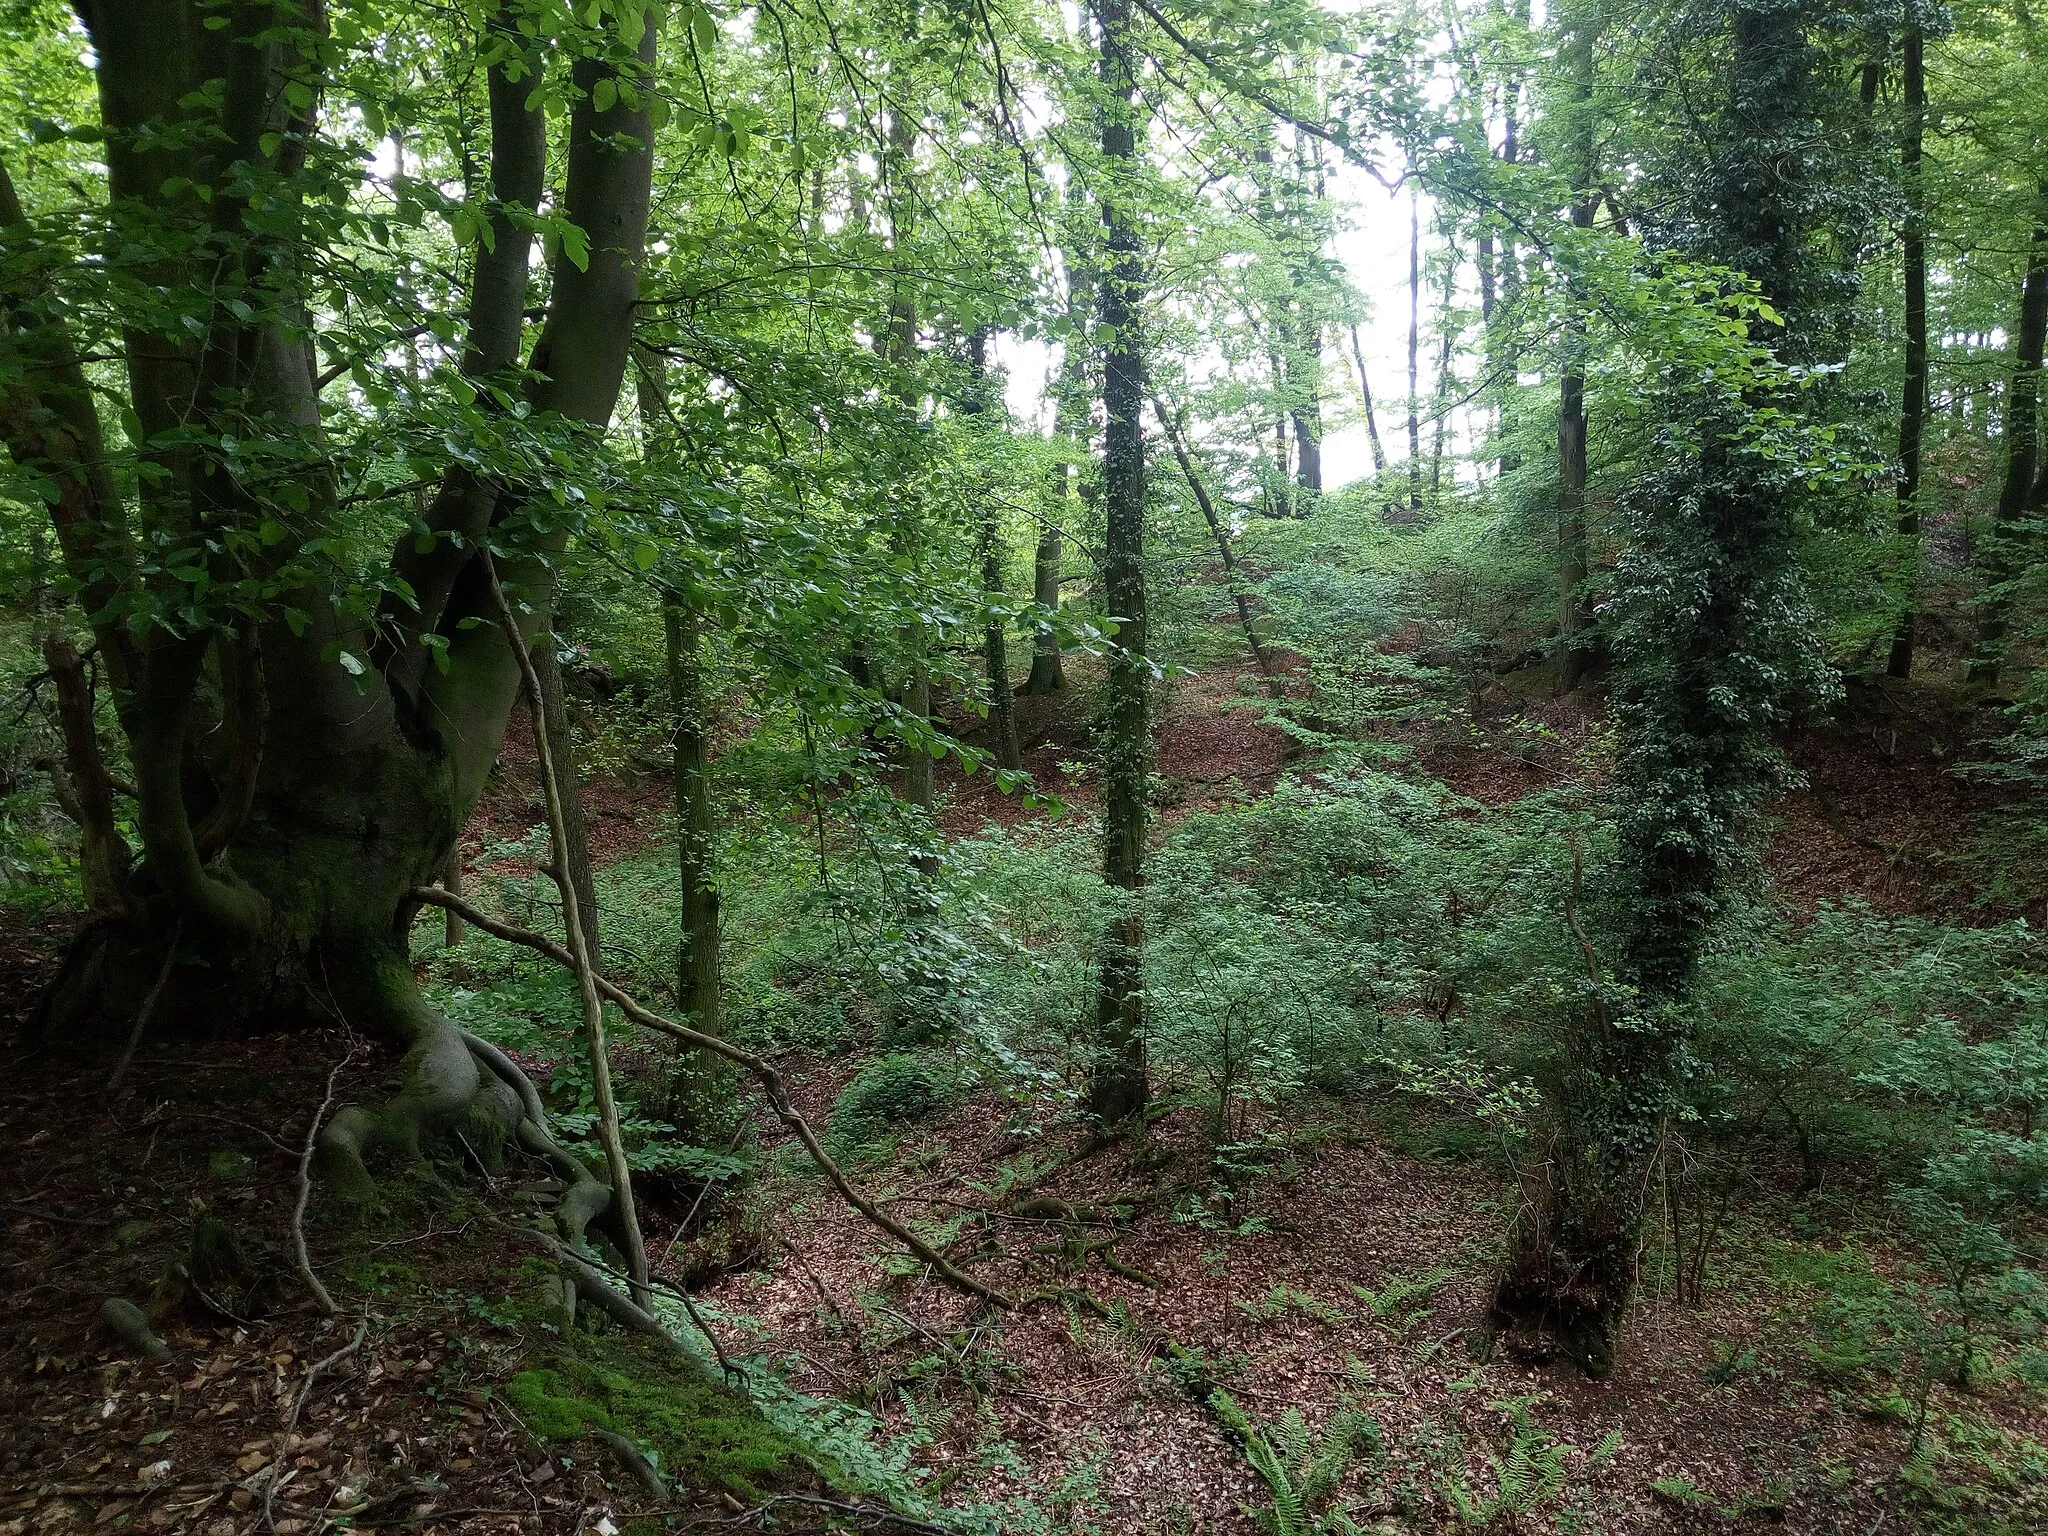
[507,1352,808,1501]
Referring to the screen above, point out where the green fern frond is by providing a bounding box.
[1274,1406,1313,1470]
[1590,1428,1623,1468]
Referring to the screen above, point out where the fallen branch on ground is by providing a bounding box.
[410,885,1013,1310]
[292,1040,355,1316]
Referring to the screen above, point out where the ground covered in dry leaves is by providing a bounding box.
[6,659,2048,1536]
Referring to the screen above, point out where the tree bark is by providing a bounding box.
[1886,24,1928,680]
[1028,242,1090,695]
[663,600,729,1136]
[6,0,656,1155]
[1090,0,1150,1126]
[40,632,131,913]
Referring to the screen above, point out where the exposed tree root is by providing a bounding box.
[410,884,1015,1310]
[98,1297,170,1362]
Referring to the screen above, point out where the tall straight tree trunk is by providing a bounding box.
[636,347,726,1133]
[967,329,1023,771]
[1875,25,1925,679]
[1556,8,1598,695]
[1089,0,1150,1125]
[1428,245,1457,500]
[1407,188,1423,511]
[1270,401,1292,518]
[879,104,935,819]
[1028,234,1092,696]
[1349,323,1390,475]
[534,631,599,967]
[1886,25,1928,680]
[1025,506,1068,694]
[1971,191,2048,685]
[1494,80,1522,478]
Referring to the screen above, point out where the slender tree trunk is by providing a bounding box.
[1407,188,1423,510]
[663,600,727,1132]
[1494,81,1522,478]
[877,104,935,821]
[1429,245,1457,500]
[1349,323,1389,476]
[1090,0,1150,1125]
[1156,398,1283,695]
[968,329,1023,771]
[1556,12,1598,695]
[41,632,131,914]
[1270,402,1292,518]
[491,562,648,1307]
[1028,239,1091,696]
[534,630,600,966]
[1025,488,1069,694]
[1971,191,2048,685]
[1887,27,1928,680]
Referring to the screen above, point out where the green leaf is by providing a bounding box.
[592,77,617,114]
[690,5,715,54]
[559,221,590,272]
[632,541,659,571]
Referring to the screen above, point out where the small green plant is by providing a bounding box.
[1440,1397,1571,1533]
[824,1051,962,1159]
[1210,1390,1384,1536]
[1354,1265,1453,1323]
[1237,1283,1348,1325]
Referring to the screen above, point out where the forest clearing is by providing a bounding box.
[5,2,2048,1533]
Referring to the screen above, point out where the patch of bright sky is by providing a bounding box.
[994,7,1488,492]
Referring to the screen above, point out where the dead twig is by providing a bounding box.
[291,1040,355,1316]
[260,1316,367,1534]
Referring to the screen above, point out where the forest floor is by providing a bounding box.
[5,653,2047,1536]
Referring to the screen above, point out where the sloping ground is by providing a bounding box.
[9,663,2045,1536]
[704,1082,2048,1535]
[0,938,848,1536]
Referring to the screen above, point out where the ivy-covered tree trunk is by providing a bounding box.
[663,598,730,1139]
[2,3,655,1189]
[1088,0,1151,1126]
[1495,0,1843,1373]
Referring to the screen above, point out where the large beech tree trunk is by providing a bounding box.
[3,1,656,1190]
